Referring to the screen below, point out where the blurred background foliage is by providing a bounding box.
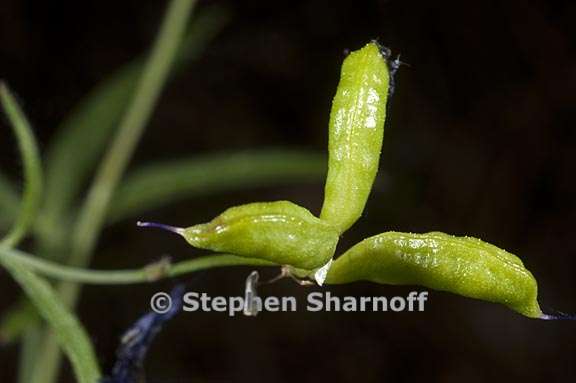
[0,0,575,382]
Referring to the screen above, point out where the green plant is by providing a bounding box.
[0,1,323,382]
[0,3,570,383]
[133,41,547,317]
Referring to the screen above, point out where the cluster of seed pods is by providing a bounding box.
[139,41,557,319]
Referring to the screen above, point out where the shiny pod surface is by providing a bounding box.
[320,42,391,233]
[182,201,339,270]
[326,231,542,318]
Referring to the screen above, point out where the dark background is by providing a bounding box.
[1,0,575,382]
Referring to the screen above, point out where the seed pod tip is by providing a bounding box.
[136,221,185,235]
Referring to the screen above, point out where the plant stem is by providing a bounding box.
[0,83,43,248]
[29,1,197,382]
[1,80,45,383]
[0,246,274,284]
[0,171,20,229]
[69,0,197,269]
[17,326,41,383]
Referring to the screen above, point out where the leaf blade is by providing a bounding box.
[0,83,43,247]
[41,5,229,231]
[0,249,102,383]
[0,171,19,229]
[109,150,326,222]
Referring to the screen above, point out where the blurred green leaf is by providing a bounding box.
[0,250,101,383]
[108,150,326,222]
[0,299,37,345]
[41,5,229,232]
[35,1,202,382]
[0,171,19,229]
[0,83,43,247]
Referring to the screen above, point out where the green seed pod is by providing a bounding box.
[138,201,339,270]
[320,42,392,233]
[325,231,543,318]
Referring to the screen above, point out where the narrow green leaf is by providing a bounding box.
[40,62,139,231]
[0,83,43,247]
[0,171,19,229]
[17,325,42,383]
[109,150,326,222]
[0,251,102,383]
[0,299,37,345]
[41,4,229,231]
[34,1,201,382]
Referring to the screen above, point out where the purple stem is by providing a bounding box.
[540,308,576,320]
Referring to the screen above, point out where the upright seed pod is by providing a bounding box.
[325,231,543,318]
[320,42,393,233]
[138,201,340,270]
